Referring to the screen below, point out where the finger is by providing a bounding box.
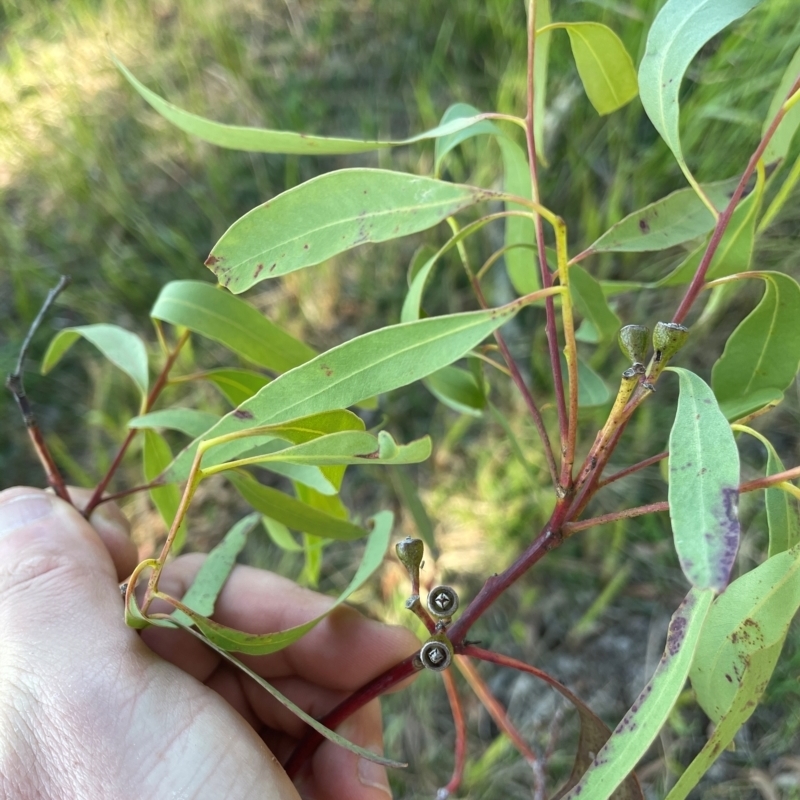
[153,555,420,690]
[0,487,132,664]
[303,700,392,800]
[59,486,138,581]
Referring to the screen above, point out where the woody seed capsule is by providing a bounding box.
[652,322,689,363]
[618,324,649,367]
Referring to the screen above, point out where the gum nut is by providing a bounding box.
[395,537,424,571]
[652,322,689,359]
[618,325,649,364]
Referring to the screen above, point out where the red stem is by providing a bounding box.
[526,0,568,455]
[440,669,467,799]
[285,654,422,778]
[596,451,668,489]
[84,330,190,516]
[564,501,669,535]
[672,74,800,325]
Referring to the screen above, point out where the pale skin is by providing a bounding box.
[0,487,419,800]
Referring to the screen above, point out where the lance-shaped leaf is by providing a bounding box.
[533,0,552,164]
[539,22,638,116]
[195,368,271,406]
[205,430,431,472]
[569,264,620,342]
[666,636,784,800]
[712,272,800,420]
[200,410,367,492]
[689,543,800,724]
[151,280,316,373]
[166,305,523,481]
[658,171,763,286]
[228,470,367,541]
[143,430,187,554]
[638,0,763,175]
[668,368,740,592]
[206,169,492,293]
[587,178,738,254]
[130,408,221,438]
[734,426,799,557]
[166,510,393,655]
[764,44,800,163]
[498,137,539,295]
[434,103,501,175]
[261,516,303,552]
[171,513,260,627]
[116,55,479,157]
[424,365,486,417]
[42,323,149,397]
[167,617,406,768]
[563,587,715,800]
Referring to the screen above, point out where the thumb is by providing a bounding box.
[0,487,125,632]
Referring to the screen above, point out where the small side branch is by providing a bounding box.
[439,669,468,800]
[456,655,545,800]
[6,276,72,502]
[563,501,669,536]
[596,451,668,490]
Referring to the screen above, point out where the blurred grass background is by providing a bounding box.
[2,0,800,797]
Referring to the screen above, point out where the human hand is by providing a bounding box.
[0,487,418,800]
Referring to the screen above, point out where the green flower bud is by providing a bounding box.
[395,536,424,576]
[652,322,689,363]
[618,325,649,366]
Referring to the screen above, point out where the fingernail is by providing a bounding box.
[0,493,55,537]
[358,748,392,798]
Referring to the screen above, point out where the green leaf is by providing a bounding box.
[169,509,394,654]
[560,354,611,408]
[196,368,271,406]
[588,178,738,254]
[228,470,367,541]
[763,44,800,163]
[563,587,715,800]
[689,543,800,724]
[166,616,406,769]
[666,637,784,800]
[208,430,431,471]
[533,0,552,165]
[569,264,620,342]
[540,22,638,116]
[171,513,259,627]
[143,430,187,554]
[658,171,764,286]
[115,55,479,157]
[498,138,539,294]
[261,515,303,552]
[712,272,800,420]
[166,305,524,482]
[668,368,740,591]
[424,366,486,417]
[638,0,763,173]
[734,426,800,557]
[41,324,149,397]
[151,281,316,373]
[129,408,220,438]
[206,169,492,293]
[433,103,501,175]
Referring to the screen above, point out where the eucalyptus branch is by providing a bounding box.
[672,72,800,325]
[6,275,72,503]
[83,328,191,516]
[526,0,568,453]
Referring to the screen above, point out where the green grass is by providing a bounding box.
[2,1,800,797]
